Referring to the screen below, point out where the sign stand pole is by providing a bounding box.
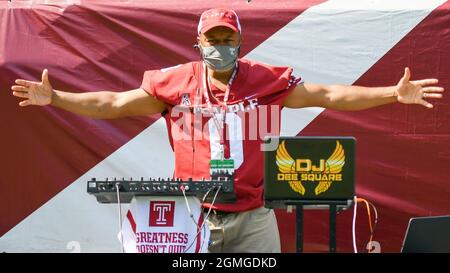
[296,204,304,253]
[292,201,343,253]
[329,204,337,253]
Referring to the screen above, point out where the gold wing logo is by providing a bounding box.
[276,140,345,196]
[314,141,345,195]
[276,141,305,195]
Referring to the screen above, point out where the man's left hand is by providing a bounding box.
[395,67,444,108]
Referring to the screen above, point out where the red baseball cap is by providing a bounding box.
[197,8,241,34]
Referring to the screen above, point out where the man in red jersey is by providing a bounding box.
[11,8,444,252]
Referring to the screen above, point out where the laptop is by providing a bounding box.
[263,136,356,209]
[401,215,450,253]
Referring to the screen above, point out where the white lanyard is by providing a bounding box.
[201,62,238,160]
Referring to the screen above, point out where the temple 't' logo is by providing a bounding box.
[149,201,175,227]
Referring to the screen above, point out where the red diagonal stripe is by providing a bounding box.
[281,1,450,252]
[126,210,137,235]
[0,0,324,237]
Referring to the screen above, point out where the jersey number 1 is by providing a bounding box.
[208,112,244,169]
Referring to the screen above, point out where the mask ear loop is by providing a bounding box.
[235,43,241,60]
[195,42,205,63]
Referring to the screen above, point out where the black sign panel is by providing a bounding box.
[264,137,356,205]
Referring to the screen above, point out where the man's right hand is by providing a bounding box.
[10,69,166,118]
[11,69,53,107]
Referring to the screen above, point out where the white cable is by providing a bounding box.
[181,186,200,250]
[352,195,358,253]
[199,219,207,252]
[184,186,221,253]
[181,185,210,251]
[184,186,219,253]
[202,186,216,203]
[198,186,217,251]
[116,183,125,254]
[181,186,199,227]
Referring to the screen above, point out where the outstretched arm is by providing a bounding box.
[11,69,167,119]
[284,68,444,110]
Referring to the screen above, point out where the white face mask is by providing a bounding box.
[199,44,240,72]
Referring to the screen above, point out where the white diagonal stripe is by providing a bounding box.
[0,119,174,252]
[247,0,445,136]
[1,0,445,252]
